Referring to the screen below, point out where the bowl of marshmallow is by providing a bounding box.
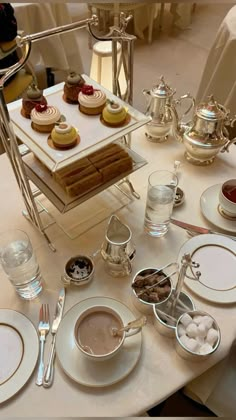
[175,310,221,361]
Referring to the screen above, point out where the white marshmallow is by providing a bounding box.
[186,322,198,338]
[206,328,218,347]
[192,315,204,325]
[197,323,207,338]
[180,335,199,353]
[180,313,193,328]
[177,324,186,337]
[202,315,214,329]
[199,343,213,355]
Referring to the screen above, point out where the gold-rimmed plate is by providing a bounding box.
[56,296,142,387]
[178,234,236,304]
[0,309,39,404]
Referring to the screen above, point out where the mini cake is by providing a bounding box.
[31,104,61,133]
[51,122,78,149]
[21,84,47,119]
[63,72,85,104]
[78,85,106,115]
[102,101,128,127]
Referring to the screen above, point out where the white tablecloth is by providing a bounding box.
[1,87,236,415]
[12,3,83,73]
[196,5,236,116]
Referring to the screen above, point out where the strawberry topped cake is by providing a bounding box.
[78,85,106,115]
[31,104,61,133]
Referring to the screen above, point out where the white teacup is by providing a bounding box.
[219,179,236,218]
[74,305,141,362]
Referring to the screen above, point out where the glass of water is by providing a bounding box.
[144,170,178,237]
[0,230,43,299]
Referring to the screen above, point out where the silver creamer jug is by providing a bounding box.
[101,215,136,277]
[143,76,195,143]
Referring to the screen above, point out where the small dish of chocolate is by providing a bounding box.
[62,255,94,286]
[131,267,173,314]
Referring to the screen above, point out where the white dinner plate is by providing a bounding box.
[56,296,142,387]
[178,234,236,304]
[200,184,236,233]
[0,309,39,404]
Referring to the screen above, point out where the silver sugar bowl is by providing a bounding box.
[143,75,195,143]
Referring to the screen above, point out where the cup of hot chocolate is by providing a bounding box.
[219,179,236,218]
[74,305,142,362]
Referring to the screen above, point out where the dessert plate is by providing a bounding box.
[0,309,39,403]
[56,296,142,387]
[178,234,236,304]
[200,184,236,233]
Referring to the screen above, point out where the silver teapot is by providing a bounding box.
[143,76,195,143]
[101,215,136,277]
[170,95,236,165]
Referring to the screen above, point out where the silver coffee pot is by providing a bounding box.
[101,215,136,277]
[143,76,195,143]
[169,95,236,165]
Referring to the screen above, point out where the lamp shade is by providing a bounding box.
[90,40,127,96]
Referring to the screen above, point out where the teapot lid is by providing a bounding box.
[150,76,175,98]
[196,95,227,121]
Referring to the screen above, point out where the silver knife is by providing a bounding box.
[43,288,65,388]
[170,218,236,241]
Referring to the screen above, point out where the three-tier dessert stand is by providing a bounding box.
[0,13,150,251]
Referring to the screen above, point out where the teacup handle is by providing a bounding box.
[174,93,195,125]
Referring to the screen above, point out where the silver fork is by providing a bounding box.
[36,304,50,386]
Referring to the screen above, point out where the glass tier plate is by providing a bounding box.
[22,145,147,213]
[8,74,151,172]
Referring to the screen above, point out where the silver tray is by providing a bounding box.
[23,146,147,213]
[8,74,150,172]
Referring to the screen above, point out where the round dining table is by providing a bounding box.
[0,120,236,416]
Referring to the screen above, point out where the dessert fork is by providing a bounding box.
[36,303,50,386]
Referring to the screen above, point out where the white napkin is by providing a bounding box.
[184,338,236,416]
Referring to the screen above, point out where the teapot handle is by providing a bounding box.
[221,115,236,153]
[174,93,195,125]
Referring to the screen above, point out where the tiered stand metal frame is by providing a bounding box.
[0,13,138,251]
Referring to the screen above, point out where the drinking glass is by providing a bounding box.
[144,170,178,237]
[0,229,43,299]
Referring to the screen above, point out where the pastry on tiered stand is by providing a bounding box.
[102,101,129,127]
[78,85,107,115]
[31,104,61,133]
[50,122,79,149]
[63,72,85,104]
[53,143,133,197]
[21,84,47,119]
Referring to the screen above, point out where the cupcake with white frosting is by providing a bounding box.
[78,85,106,115]
[31,104,61,133]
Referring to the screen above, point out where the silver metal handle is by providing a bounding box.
[36,336,45,386]
[43,335,56,388]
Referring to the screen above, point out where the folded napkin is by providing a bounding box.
[184,338,236,417]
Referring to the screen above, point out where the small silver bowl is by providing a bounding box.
[175,310,221,361]
[62,255,94,287]
[153,290,195,338]
[131,267,173,315]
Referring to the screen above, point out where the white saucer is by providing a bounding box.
[178,234,236,304]
[56,296,142,387]
[200,184,236,233]
[0,309,39,404]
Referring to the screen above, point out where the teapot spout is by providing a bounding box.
[166,104,184,143]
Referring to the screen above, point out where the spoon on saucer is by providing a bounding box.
[111,316,147,336]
